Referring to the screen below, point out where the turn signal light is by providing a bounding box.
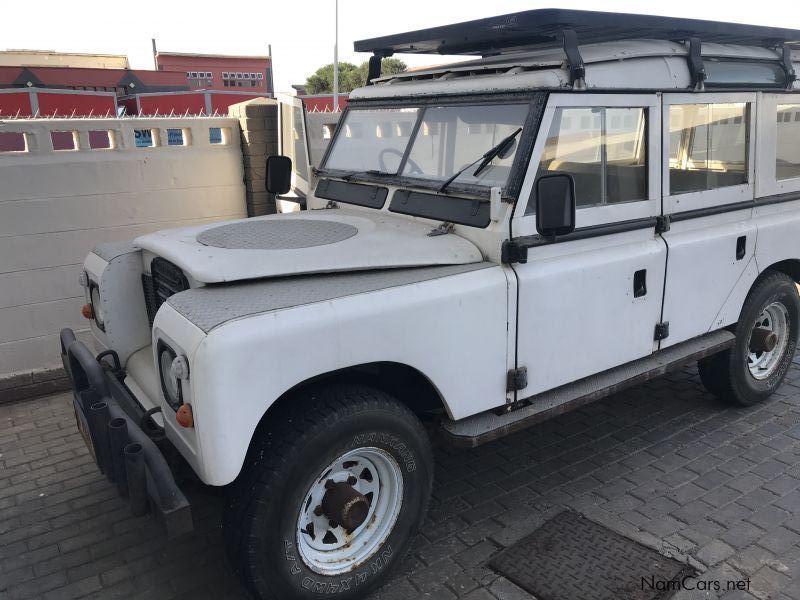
[81,303,94,319]
[176,404,194,428]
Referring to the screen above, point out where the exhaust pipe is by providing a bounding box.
[125,443,148,517]
[90,402,112,478]
[108,418,129,498]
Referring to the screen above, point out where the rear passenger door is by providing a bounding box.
[660,93,758,347]
[511,94,667,397]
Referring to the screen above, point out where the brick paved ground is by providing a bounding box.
[2,354,800,600]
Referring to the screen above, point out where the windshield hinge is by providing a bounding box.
[654,322,670,341]
[428,222,455,237]
[501,239,528,264]
[325,200,339,209]
[507,367,528,392]
[655,215,671,234]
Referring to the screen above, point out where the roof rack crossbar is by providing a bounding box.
[687,37,706,91]
[562,29,586,88]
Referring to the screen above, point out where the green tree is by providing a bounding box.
[305,59,407,93]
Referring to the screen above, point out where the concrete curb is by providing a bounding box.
[0,366,71,405]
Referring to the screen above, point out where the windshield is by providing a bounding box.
[323,102,530,190]
[325,108,419,173]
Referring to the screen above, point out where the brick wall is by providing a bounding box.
[228,98,279,216]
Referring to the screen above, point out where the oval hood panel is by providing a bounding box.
[134,209,484,283]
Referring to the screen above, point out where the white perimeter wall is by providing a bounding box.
[0,117,247,377]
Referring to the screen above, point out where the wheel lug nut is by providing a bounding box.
[324,479,335,490]
[347,476,357,485]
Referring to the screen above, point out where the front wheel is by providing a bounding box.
[224,385,433,600]
[699,272,799,406]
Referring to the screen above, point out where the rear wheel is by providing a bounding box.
[698,272,799,406]
[223,384,433,600]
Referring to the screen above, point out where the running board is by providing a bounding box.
[440,330,735,448]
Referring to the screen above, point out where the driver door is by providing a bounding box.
[510,94,667,397]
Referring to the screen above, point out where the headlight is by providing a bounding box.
[89,285,105,331]
[157,343,183,410]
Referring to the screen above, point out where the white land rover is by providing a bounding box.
[60,9,800,600]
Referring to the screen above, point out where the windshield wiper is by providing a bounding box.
[438,127,523,194]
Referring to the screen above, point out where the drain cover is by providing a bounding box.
[490,510,694,600]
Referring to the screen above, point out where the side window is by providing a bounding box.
[668,103,749,194]
[776,104,800,181]
[531,106,647,210]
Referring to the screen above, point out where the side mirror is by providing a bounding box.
[534,173,576,238]
[266,155,292,195]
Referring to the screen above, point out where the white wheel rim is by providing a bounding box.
[296,447,403,576]
[747,301,790,380]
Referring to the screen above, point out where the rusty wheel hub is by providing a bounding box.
[296,447,404,576]
[321,479,370,532]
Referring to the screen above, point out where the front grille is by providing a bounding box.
[142,257,190,325]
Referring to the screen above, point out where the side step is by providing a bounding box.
[440,329,736,448]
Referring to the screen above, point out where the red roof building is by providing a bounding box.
[0,65,188,96]
[154,51,273,95]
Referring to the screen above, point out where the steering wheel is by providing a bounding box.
[378,148,423,175]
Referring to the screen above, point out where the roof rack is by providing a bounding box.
[356,9,800,89]
[355,9,800,57]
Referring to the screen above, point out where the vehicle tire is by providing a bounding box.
[223,384,434,600]
[698,272,799,406]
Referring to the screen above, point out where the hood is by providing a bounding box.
[133,209,484,284]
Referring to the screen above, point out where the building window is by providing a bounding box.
[258,73,264,80]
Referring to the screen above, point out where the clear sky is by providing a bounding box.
[2,0,797,93]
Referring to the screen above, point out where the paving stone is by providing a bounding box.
[758,526,800,555]
[720,520,766,549]
[696,539,736,566]
[3,359,800,600]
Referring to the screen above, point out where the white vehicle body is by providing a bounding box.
[77,33,800,489]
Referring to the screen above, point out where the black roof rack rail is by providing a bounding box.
[354,9,800,57]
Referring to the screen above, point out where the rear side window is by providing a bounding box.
[668,103,749,194]
[533,106,647,208]
[776,104,800,180]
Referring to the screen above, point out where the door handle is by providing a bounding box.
[634,269,647,298]
[736,236,747,261]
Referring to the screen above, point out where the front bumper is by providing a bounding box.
[59,328,192,538]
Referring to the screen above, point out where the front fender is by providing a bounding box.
[190,265,509,485]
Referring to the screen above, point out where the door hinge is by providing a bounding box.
[428,221,455,237]
[655,215,671,234]
[501,240,528,264]
[507,367,528,392]
[654,322,670,341]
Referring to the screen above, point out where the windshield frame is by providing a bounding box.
[317,92,546,201]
